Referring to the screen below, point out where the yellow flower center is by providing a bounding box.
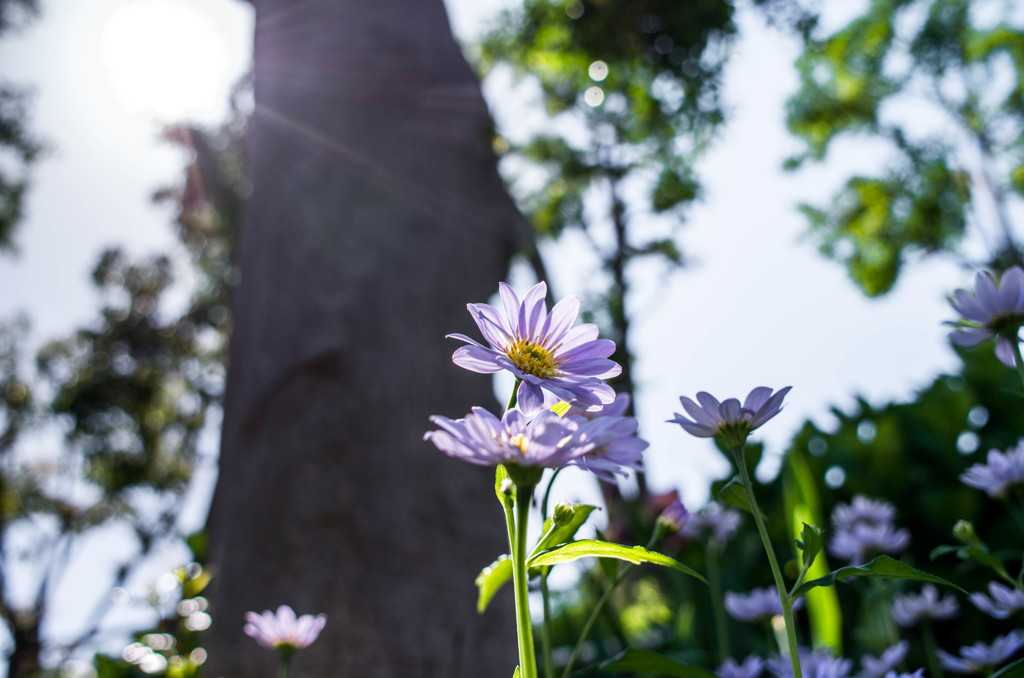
[507,340,561,379]
[508,433,529,454]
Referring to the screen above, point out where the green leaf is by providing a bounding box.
[475,555,512,613]
[531,503,598,557]
[990,655,1024,678]
[798,523,825,570]
[792,555,965,598]
[716,476,766,521]
[601,649,719,678]
[495,464,511,504]
[527,539,706,583]
[512,667,520,678]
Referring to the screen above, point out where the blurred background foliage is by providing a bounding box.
[0,0,1023,674]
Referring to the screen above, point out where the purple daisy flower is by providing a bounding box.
[448,281,620,416]
[425,407,595,469]
[960,444,1024,498]
[724,587,804,623]
[767,648,851,678]
[566,394,647,482]
[670,386,791,448]
[855,641,909,678]
[891,585,959,627]
[681,502,744,545]
[244,605,326,651]
[937,630,1024,674]
[718,655,764,678]
[656,498,689,534]
[948,266,1024,367]
[829,495,910,565]
[970,581,1024,619]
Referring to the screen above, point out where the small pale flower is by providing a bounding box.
[725,587,804,623]
[671,386,792,449]
[960,444,1024,498]
[681,502,743,545]
[882,671,924,678]
[448,281,620,415]
[718,655,764,678]
[244,605,326,652]
[655,498,689,537]
[855,641,909,678]
[425,407,594,470]
[891,585,959,627]
[829,495,909,565]
[948,266,1024,367]
[767,648,851,678]
[970,581,1024,619]
[937,630,1024,674]
[566,394,647,482]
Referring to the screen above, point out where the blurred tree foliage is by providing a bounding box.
[475,0,739,406]
[785,0,1024,295]
[0,0,44,251]
[0,95,246,675]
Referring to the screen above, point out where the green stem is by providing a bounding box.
[508,377,522,412]
[732,446,802,678]
[506,484,538,678]
[278,652,291,678]
[540,572,555,678]
[561,567,627,678]
[707,543,730,664]
[1012,341,1024,392]
[922,620,944,678]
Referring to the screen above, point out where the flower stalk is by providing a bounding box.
[731,445,802,678]
[504,480,539,678]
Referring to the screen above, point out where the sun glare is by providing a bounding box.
[100,0,240,123]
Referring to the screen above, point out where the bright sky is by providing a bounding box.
[0,0,990,667]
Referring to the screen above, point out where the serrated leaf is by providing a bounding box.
[475,555,512,613]
[601,649,719,678]
[716,477,767,521]
[531,504,598,557]
[792,555,965,598]
[527,539,706,583]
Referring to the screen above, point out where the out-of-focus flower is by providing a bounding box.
[829,495,909,565]
[670,387,791,449]
[655,499,689,537]
[948,266,1024,367]
[937,630,1024,674]
[881,671,924,678]
[960,445,1024,498]
[425,408,593,469]
[244,605,326,652]
[681,502,743,545]
[718,655,764,678]
[855,641,909,678]
[448,281,620,415]
[725,587,804,623]
[970,581,1024,619]
[891,585,959,627]
[566,394,647,482]
[767,648,851,678]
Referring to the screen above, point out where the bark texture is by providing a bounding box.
[205,2,526,675]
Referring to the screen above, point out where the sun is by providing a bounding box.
[99,0,245,123]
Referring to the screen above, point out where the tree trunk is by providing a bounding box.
[204,2,527,676]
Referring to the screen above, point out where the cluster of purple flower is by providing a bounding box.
[425,282,646,479]
[828,495,910,566]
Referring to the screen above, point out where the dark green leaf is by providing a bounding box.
[601,649,719,678]
[716,476,766,521]
[792,555,965,598]
[798,523,825,570]
[990,655,1024,678]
